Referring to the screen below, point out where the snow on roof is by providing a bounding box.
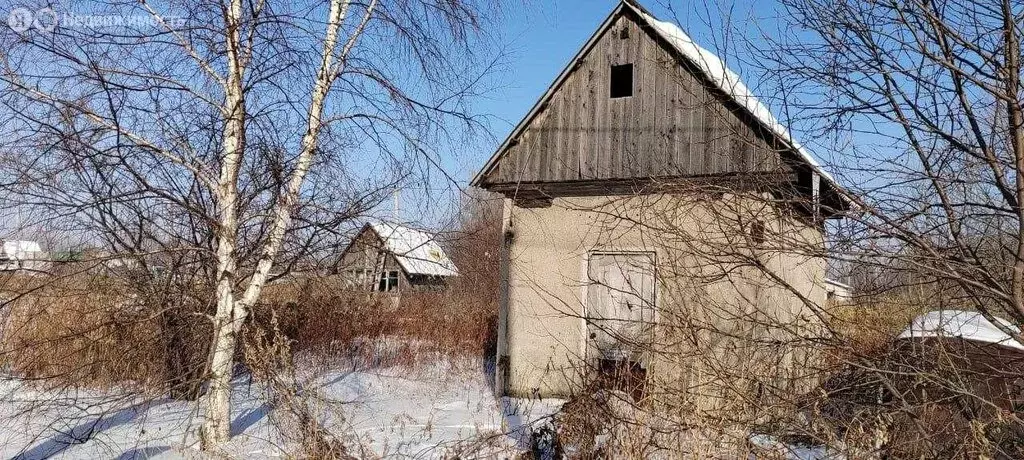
[622,2,841,192]
[897,310,1024,351]
[2,240,42,258]
[369,222,459,277]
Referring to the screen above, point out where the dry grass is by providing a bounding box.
[254,277,497,369]
[0,273,172,390]
[0,265,214,397]
[0,197,501,395]
[826,294,929,363]
[0,268,496,395]
[241,312,354,459]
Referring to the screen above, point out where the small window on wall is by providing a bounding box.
[610,64,634,99]
[377,270,400,292]
[354,269,371,288]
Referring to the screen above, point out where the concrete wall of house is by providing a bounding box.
[497,193,827,401]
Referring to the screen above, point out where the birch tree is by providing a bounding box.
[0,0,491,448]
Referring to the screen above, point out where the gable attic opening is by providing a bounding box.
[610,63,634,98]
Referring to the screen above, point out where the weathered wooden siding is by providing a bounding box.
[481,10,784,186]
[338,229,407,292]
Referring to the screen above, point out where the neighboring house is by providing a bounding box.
[819,310,1024,457]
[0,240,49,272]
[472,0,851,398]
[337,222,459,294]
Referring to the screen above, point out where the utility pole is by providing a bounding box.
[393,188,400,220]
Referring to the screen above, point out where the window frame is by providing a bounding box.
[377,269,401,292]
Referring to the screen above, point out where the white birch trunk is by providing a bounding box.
[201,0,371,447]
[200,0,248,446]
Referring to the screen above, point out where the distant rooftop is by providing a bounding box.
[369,222,458,278]
[899,310,1024,351]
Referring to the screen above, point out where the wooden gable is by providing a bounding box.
[475,6,794,193]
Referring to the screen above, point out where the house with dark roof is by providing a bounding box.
[472,1,851,398]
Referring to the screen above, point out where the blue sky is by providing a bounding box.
[1,0,821,232]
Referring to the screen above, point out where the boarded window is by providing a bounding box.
[610,64,634,98]
[586,252,656,364]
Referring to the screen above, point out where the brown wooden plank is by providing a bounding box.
[560,78,577,180]
[702,90,716,174]
[588,22,602,179]
[606,17,622,179]
[571,66,584,180]
[667,56,680,175]
[536,108,549,180]
[581,65,595,179]
[639,31,659,177]
[554,80,567,181]
[520,118,535,183]
[621,17,636,178]
[683,69,700,175]
[543,97,558,181]
[508,145,518,183]
[566,88,577,180]
[653,51,669,176]
[628,18,645,178]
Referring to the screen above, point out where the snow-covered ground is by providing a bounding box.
[0,359,563,459]
[0,349,841,459]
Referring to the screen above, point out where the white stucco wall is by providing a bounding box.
[496,193,828,399]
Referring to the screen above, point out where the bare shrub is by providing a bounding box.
[241,311,354,459]
[810,334,1024,459]
[0,269,212,396]
[2,274,162,390]
[826,285,937,363]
